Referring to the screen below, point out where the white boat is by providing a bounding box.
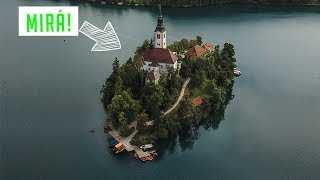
[140,144,153,150]
[233,68,241,76]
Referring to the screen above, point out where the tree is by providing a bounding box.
[127,57,133,64]
[177,98,194,127]
[156,127,169,139]
[180,39,189,50]
[207,81,227,112]
[135,39,150,55]
[180,57,193,78]
[136,112,149,131]
[196,35,203,45]
[190,70,206,88]
[107,91,141,128]
[113,75,123,96]
[213,45,220,61]
[119,59,144,99]
[222,43,235,59]
[118,112,131,136]
[113,57,120,72]
[101,71,123,105]
[142,84,165,119]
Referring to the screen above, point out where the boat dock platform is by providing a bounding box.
[108,129,139,152]
[135,148,151,158]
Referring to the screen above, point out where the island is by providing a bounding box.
[101,6,238,159]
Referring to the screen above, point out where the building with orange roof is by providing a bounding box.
[202,42,214,51]
[146,70,161,84]
[185,45,207,58]
[191,96,203,107]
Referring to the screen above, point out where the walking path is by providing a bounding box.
[109,78,190,151]
[108,121,139,152]
[164,78,190,115]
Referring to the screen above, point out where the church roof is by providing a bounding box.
[146,70,160,80]
[142,48,178,64]
[185,45,207,58]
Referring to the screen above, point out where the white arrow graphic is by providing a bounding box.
[79,21,121,51]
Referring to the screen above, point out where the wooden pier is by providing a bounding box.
[135,148,151,159]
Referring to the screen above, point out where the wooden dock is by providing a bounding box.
[135,148,151,158]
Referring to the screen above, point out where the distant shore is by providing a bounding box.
[81,1,320,8]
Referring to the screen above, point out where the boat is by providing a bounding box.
[88,128,95,133]
[233,68,241,77]
[109,139,119,147]
[145,156,153,161]
[134,153,139,159]
[115,148,125,154]
[140,144,153,150]
[114,143,125,154]
[149,150,158,156]
[140,157,147,162]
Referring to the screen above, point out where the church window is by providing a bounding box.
[157,34,160,39]
[164,34,165,38]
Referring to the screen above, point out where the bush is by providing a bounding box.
[155,128,169,139]
[120,126,135,137]
[131,134,156,146]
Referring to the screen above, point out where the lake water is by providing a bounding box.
[1,1,320,179]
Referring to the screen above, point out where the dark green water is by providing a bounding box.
[1,1,320,179]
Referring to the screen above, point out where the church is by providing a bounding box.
[142,6,178,84]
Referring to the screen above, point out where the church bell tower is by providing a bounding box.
[154,4,166,49]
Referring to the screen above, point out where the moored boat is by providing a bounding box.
[109,139,119,147]
[88,128,95,133]
[114,143,125,154]
[234,68,241,76]
[140,144,153,150]
[150,150,158,156]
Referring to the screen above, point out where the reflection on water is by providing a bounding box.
[155,81,235,154]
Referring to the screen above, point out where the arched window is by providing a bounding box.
[157,34,160,39]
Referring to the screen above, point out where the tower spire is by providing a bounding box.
[158,3,162,17]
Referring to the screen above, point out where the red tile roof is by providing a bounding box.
[202,42,213,51]
[191,96,203,107]
[146,70,160,80]
[185,45,207,58]
[142,48,178,64]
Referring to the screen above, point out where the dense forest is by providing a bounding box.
[81,0,320,7]
[101,37,237,146]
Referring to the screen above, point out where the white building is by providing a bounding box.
[142,48,178,74]
[141,6,178,77]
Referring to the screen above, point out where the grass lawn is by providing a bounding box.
[189,79,211,99]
